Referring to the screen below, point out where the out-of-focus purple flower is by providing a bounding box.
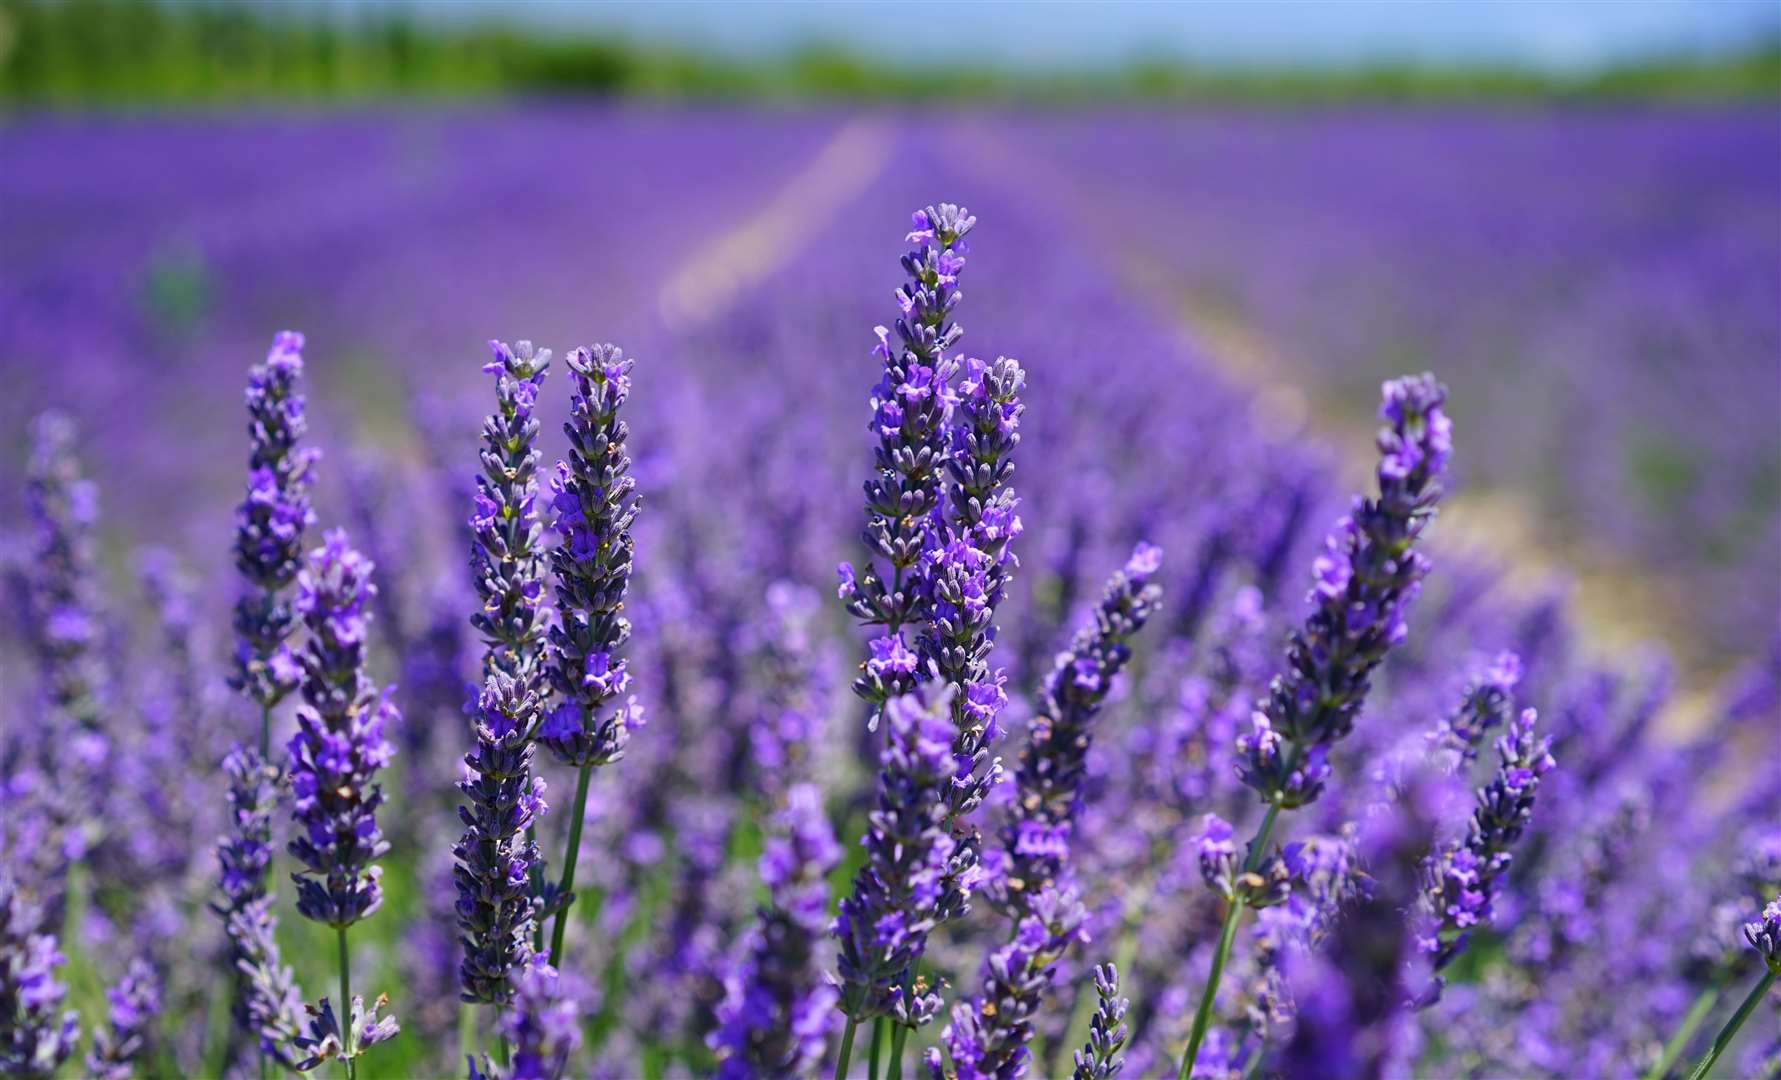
[932,886,1086,1078]
[835,686,961,1027]
[470,957,581,1080]
[0,875,80,1078]
[472,339,552,686]
[1238,374,1449,809]
[999,547,1162,909]
[456,675,548,1004]
[24,411,106,739]
[85,958,161,1080]
[542,344,641,768]
[1416,708,1556,995]
[1427,651,1523,769]
[709,784,840,1078]
[287,530,397,929]
[231,331,319,711]
[1072,963,1130,1080]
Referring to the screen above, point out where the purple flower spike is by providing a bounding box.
[24,411,107,743]
[835,686,961,1027]
[472,339,553,687]
[85,958,162,1080]
[542,344,641,769]
[1238,373,1450,810]
[470,957,581,1080]
[0,875,80,1077]
[1746,894,1781,973]
[1072,963,1130,1080]
[287,530,397,930]
[231,331,319,710]
[710,784,841,1077]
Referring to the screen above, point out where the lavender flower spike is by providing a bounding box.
[1072,964,1129,1080]
[469,958,582,1080]
[1416,707,1555,997]
[710,784,841,1078]
[85,959,162,1080]
[0,875,79,1078]
[231,330,319,718]
[1749,895,1781,973]
[24,411,106,742]
[456,675,549,1004]
[930,886,1087,1079]
[834,686,961,1029]
[840,205,974,718]
[472,339,552,686]
[1236,373,1450,810]
[287,530,397,929]
[996,544,1163,911]
[538,343,642,967]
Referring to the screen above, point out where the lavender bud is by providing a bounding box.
[470,957,581,1080]
[455,675,548,1004]
[291,993,400,1073]
[84,958,161,1080]
[1427,651,1523,769]
[472,339,552,686]
[231,331,319,709]
[542,344,642,768]
[0,875,80,1078]
[287,530,397,929]
[834,686,961,1025]
[1747,895,1781,974]
[1072,963,1129,1080]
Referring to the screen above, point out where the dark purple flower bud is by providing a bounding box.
[1238,374,1449,809]
[1415,708,1555,996]
[231,332,319,710]
[710,784,840,1077]
[84,958,161,1080]
[1072,963,1129,1080]
[1747,895,1781,974]
[287,531,397,929]
[472,339,553,688]
[0,875,80,1078]
[542,345,641,769]
[470,958,581,1080]
[835,686,961,1025]
[997,546,1163,909]
[933,886,1087,1078]
[455,674,548,1004]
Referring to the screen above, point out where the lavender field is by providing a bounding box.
[2,106,1778,1080]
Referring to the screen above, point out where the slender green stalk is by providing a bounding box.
[547,763,595,967]
[495,1034,512,1069]
[869,1017,886,1080]
[337,928,356,1080]
[259,701,273,1080]
[458,1002,477,1069]
[529,822,543,954]
[1646,985,1723,1080]
[1686,970,1776,1080]
[835,1017,859,1080]
[888,1024,909,1080]
[1178,802,1283,1080]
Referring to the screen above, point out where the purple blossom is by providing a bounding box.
[1072,963,1130,1080]
[0,875,80,1078]
[471,339,552,687]
[85,958,162,1080]
[286,530,397,929]
[1747,894,1781,973]
[471,958,582,1080]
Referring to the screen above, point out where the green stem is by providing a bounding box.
[458,1002,477,1070]
[337,927,356,1080]
[1686,970,1776,1080]
[1178,801,1284,1080]
[869,1017,886,1080]
[547,763,595,967]
[1647,985,1723,1080]
[835,1017,859,1080]
[260,703,271,759]
[888,1024,909,1080]
[528,822,543,954]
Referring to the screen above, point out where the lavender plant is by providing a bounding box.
[469,958,583,1080]
[539,343,643,968]
[84,958,161,1080]
[1073,964,1130,1080]
[0,874,79,1078]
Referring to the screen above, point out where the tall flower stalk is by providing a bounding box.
[287,531,400,1076]
[1178,374,1451,1077]
[539,343,643,968]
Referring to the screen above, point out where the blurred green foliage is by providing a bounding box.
[2,0,1777,106]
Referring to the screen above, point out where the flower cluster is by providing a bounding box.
[995,544,1163,909]
[84,958,161,1080]
[287,531,398,928]
[1416,708,1556,989]
[231,331,319,709]
[471,958,582,1080]
[834,686,961,1026]
[1746,894,1781,974]
[709,784,841,1078]
[840,205,977,714]
[931,886,1087,1079]
[0,875,79,1078]
[541,344,643,768]
[471,339,552,685]
[1426,651,1523,770]
[1072,964,1130,1080]
[455,675,549,1004]
[24,411,106,742]
[1238,373,1450,809]
[1196,814,1293,909]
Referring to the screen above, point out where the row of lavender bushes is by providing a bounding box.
[3,203,1778,1079]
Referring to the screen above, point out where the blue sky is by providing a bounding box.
[350,0,1781,71]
